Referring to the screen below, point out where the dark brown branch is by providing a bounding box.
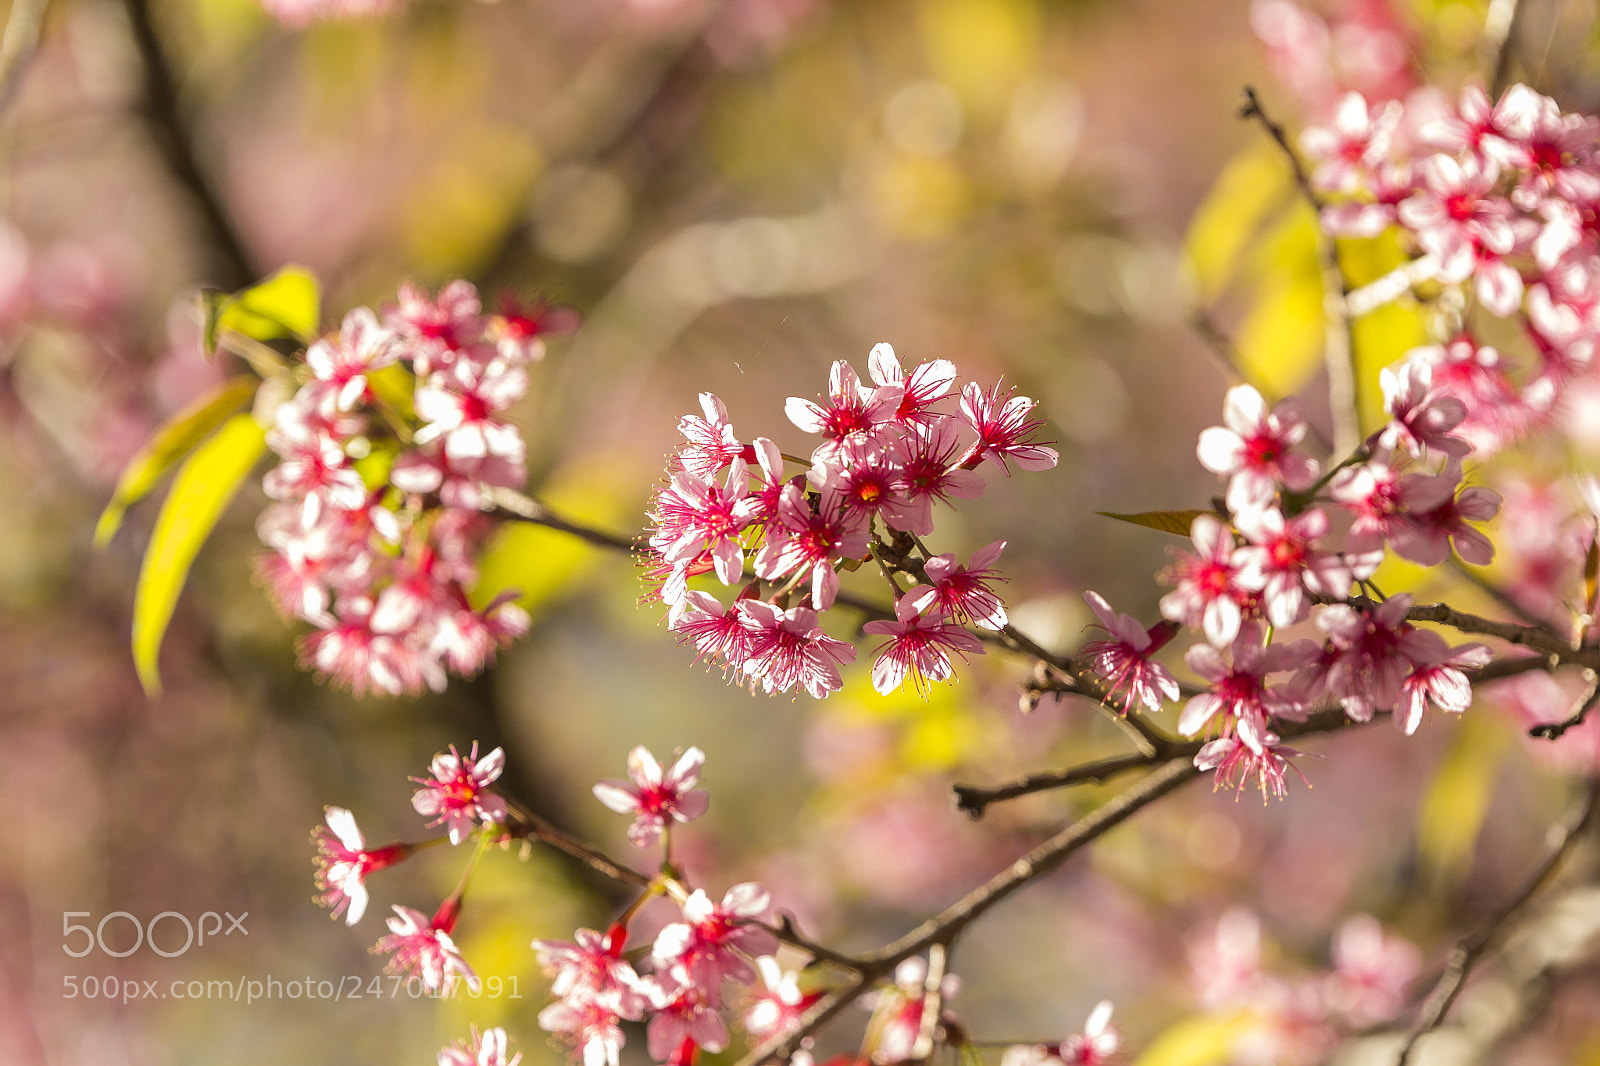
[1486,0,1527,98]
[504,803,652,890]
[1394,774,1600,1065]
[953,751,1164,819]
[1237,85,1359,455]
[121,0,255,290]
[864,759,1201,970]
[486,485,639,553]
[1528,674,1600,741]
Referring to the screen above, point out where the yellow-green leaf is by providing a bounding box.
[132,414,267,696]
[1233,205,1326,397]
[1132,1013,1253,1066]
[1184,142,1293,300]
[1097,509,1213,537]
[94,376,259,548]
[204,266,322,354]
[1417,709,1510,885]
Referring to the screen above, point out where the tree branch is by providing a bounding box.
[953,751,1165,819]
[1393,773,1600,1065]
[121,0,256,290]
[1237,85,1359,456]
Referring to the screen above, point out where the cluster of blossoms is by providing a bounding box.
[1071,372,1496,798]
[646,343,1057,699]
[1300,81,1600,450]
[312,742,526,1062]
[1187,909,1421,1065]
[258,280,574,696]
[535,744,794,1066]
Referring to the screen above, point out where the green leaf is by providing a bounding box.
[202,266,322,355]
[132,414,267,696]
[1183,142,1293,300]
[94,376,259,548]
[1097,509,1213,537]
[1132,1013,1253,1066]
[1234,204,1326,398]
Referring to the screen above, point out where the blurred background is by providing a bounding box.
[5,0,1600,1063]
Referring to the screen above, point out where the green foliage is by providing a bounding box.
[1416,708,1510,885]
[201,265,322,355]
[132,414,268,696]
[1097,509,1214,537]
[94,376,259,548]
[1132,1012,1254,1066]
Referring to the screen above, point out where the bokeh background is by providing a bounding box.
[5,0,1600,1063]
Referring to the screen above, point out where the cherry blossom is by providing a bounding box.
[957,380,1060,474]
[410,742,508,844]
[438,1026,522,1066]
[311,806,413,925]
[1160,515,1252,647]
[903,540,1009,631]
[1196,385,1319,516]
[1079,591,1179,714]
[374,899,479,993]
[862,597,985,696]
[592,746,710,848]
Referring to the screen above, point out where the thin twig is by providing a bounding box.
[485,485,639,553]
[0,0,48,114]
[953,751,1169,819]
[121,0,255,290]
[1190,308,1334,454]
[1528,677,1600,741]
[1238,86,1360,456]
[1393,774,1600,1065]
[1485,0,1527,98]
[864,759,1202,970]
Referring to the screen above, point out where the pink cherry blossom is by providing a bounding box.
[957,380,1060,474]
[1395,637,1492,734]
[886,420,985,536]
[904,540,1009,631]
[1160,515,1253,646]
[539,996,627,1066]
[744,957,819,1042]
[1080,590,1179,714]
[862,596,985,696]
[1324,915,1421,1027]
[1301,595,1438,722]
[1377,357,1470,458]
[592,746,710,848]
[1197,385,1319,515]
[866,342,957,429]
[752,484,869,610]
[654,459,761,586]
[670,590,755,677]
[413,357,528,466]
[739,601,856,698]
[651,883,778,993]
[643,974,729,1059]
[1232,506,1352,627]
[676,392,745,480]
[312,806,414,925]
[374,900,479,993]
[410,742,508,844]
[1390,463,1501,566]
[1195,732,1310,801]
[785,360,903,457]
[385,279,484,375]
[1300,91,1401,193]
[1180,622,1317,751]
[438,1026,522,1066]
[532,924,647,1019]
